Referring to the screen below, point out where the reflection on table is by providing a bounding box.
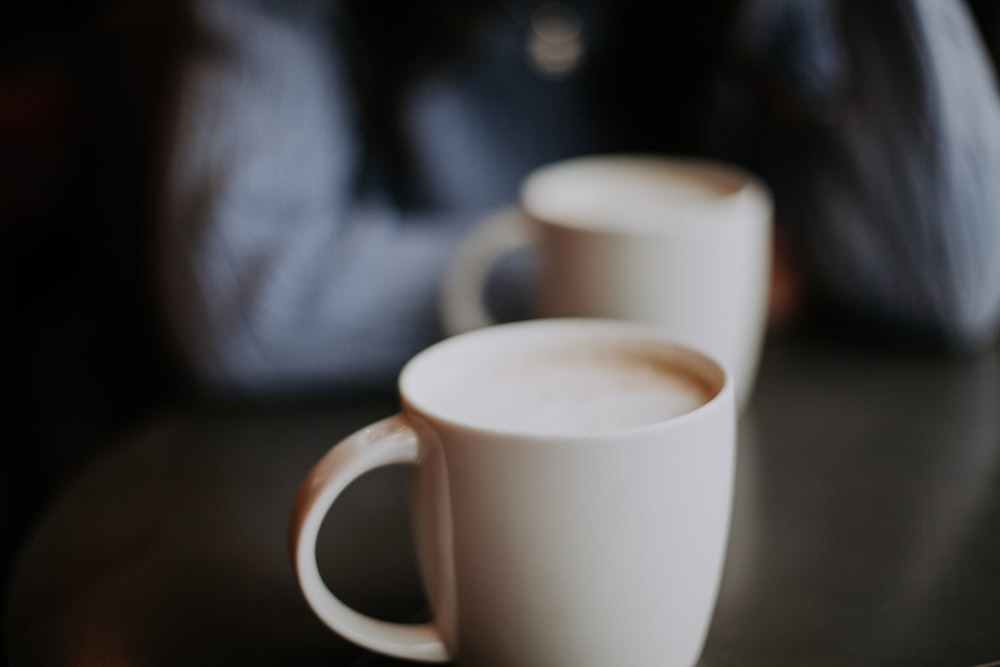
[6,332,1000,666]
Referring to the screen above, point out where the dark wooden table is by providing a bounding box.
[6,332,1000,666]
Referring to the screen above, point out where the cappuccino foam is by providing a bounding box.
[428,348,713,435]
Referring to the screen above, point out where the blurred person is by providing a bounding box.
[158,0,1000,395]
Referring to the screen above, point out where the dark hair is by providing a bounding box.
[339,0,493,193]
[338,0,743,196]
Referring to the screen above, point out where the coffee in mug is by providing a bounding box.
[440,154,772,412]
[426,344,714,434]
[290,318,735,667]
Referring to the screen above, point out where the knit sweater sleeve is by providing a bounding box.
[158,0,468,395]
[732,0,1000,350]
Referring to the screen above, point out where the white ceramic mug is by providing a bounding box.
[290,318,736,667]
[440,154,772,410]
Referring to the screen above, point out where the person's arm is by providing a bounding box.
[727,0,1000,350]
[158,0,469,395]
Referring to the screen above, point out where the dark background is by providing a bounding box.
[1,0,188,629]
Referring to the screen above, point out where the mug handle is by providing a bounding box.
[289,414,449,663]
[440,207,534,335]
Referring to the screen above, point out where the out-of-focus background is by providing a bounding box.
[1,0,188,612]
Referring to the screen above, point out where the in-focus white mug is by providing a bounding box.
[290,318,736,667]
[440,154,772,410]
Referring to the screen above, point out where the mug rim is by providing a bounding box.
[399,318,733,441]
[520,153,771,236]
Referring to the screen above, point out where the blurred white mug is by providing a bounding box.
[440,154,772,410]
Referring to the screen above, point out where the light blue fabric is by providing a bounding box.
[159,0,1000,395]
[755,0,1000,347]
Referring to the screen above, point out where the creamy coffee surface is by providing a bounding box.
[428,348,713,435]
[525,158,749,233]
